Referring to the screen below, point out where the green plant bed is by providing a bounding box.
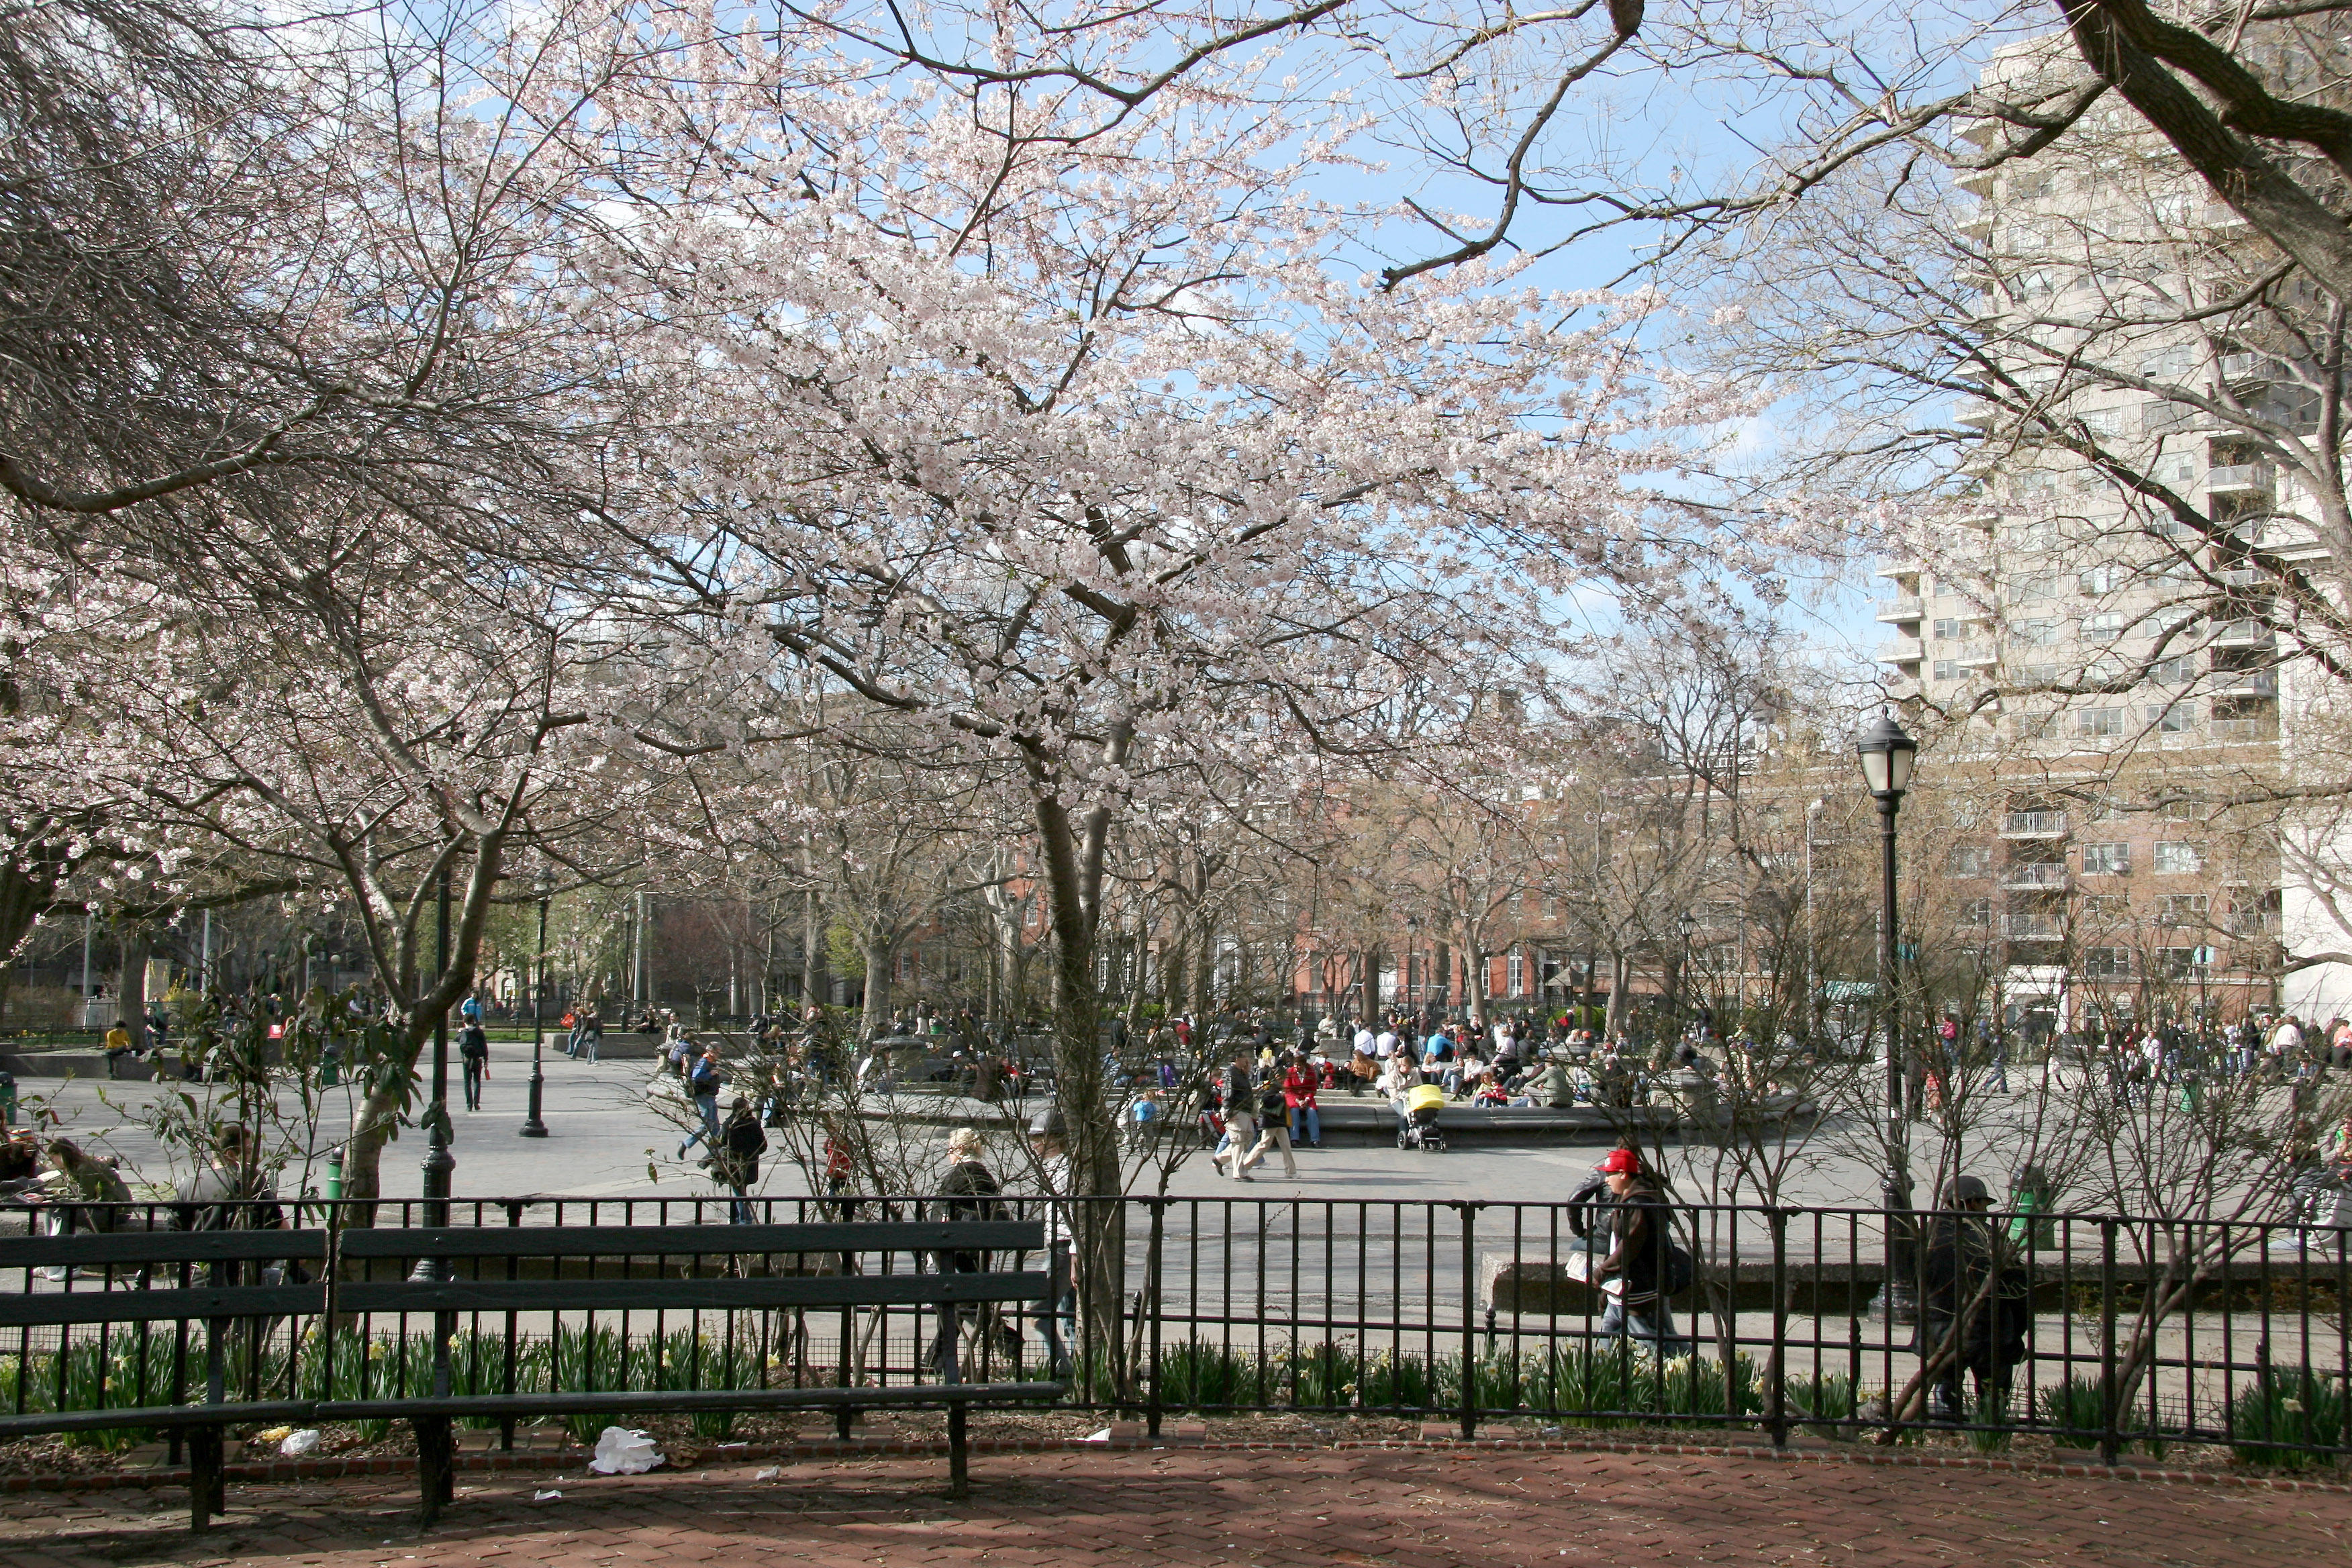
[2228,1365,2349,1470]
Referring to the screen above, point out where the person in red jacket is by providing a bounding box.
[1283,1052,1322,1148]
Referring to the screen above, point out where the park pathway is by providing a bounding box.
[0,1442,2343,1567]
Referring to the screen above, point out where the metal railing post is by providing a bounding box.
[1456,1200,1481,1440]
[1146,1197,1167,1440]
[1768,1206,1790,1449]
[2099,1216,2120,1467]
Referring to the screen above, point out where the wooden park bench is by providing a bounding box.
[0,1217,1065,1527]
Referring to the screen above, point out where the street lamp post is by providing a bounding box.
[1675,910,1697,1038]
[521,870,552,1138]
[1404,914,1420,1022]
[1804,797,1826,1042]
[1856,711,1919,1322]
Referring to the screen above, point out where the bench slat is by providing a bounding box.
[0,1285,326,1328]
[326,1381,1065,1419]
[0,1381,1067,1440]
[0,1232,329,1268]
[334,1220,1044,1260]
[338,1271,1050,1316]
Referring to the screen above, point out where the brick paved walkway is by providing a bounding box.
[0,1447,2343,1568]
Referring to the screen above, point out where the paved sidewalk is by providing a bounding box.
[0,1446,2343,1568]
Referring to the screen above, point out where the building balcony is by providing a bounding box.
[1957,170,1998,198]
[2210,618,2275,648]
[1955,642,1999,669]
[1873,559,1924,582]
[2004,916,2063,940]
[2000,810,2068,838]
[1876,636,1924,666]
[2002,863,2069,890]
[1955,398,1997,430]
[1875,595,1924,623]
[2206,462,2275,497]
[2210,716,2281,744]
[2211,669,2279,697]
[2220,352,2293,385]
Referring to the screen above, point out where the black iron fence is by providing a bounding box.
[4,1195,2345,1467]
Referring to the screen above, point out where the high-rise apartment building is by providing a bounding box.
[1864,34,2332,1028]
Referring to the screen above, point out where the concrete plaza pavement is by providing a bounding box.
[21,1038,2038,1214]
[0,1443,2342,1568]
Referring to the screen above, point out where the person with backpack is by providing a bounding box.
[1592,1147,1690,1359]
[929,1128,1014,1374]
[1918,1175,2030,1423]
[677,1044,724,1157]
[1238,1065,1299,1179]
[458,1017,491,1110]
[1210,1051,1258,1181]
[714,1096,767,1224]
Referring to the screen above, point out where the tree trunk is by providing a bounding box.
[801,889,824,1005]
[1360,948,1379,1026]
[861,936,893,1041]
[117,925,153,1050]
[1032,789,1125,1400]
[1603,950,1629,1040]
[0,853,60,1026]
[338,1072,416,1226]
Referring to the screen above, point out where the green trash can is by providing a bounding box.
[0,1069,15,1127]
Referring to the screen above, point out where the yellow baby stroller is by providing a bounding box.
[1397,1082,1449,1152]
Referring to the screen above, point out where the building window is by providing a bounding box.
[2149,655,2195,685]
[2080,893,2128,918]
[2010,618,2061,646]
[2153,841,2202,874]
[2155,946,2205,977]
[2156,894,2209,926]
[1933,618,1961,641]
[2081,612,2126,639]
[1962,898,1992,928]
[2081,842,2131,875]
[2081,946,2133,978]
[1508,952,1524,994]
[2078,707,2127,738]
[1933,658,1959,681]
[1949,844,1993,877]
[2150,702,2194,732]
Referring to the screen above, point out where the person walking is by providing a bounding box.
[1239,1067,1299,1179]
[716,1096,767,1224]
[1212,1051,1257,1181]
[678,1044,724,1157]
[458,1016,490,1110]
[1591,1147,1689,1360]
